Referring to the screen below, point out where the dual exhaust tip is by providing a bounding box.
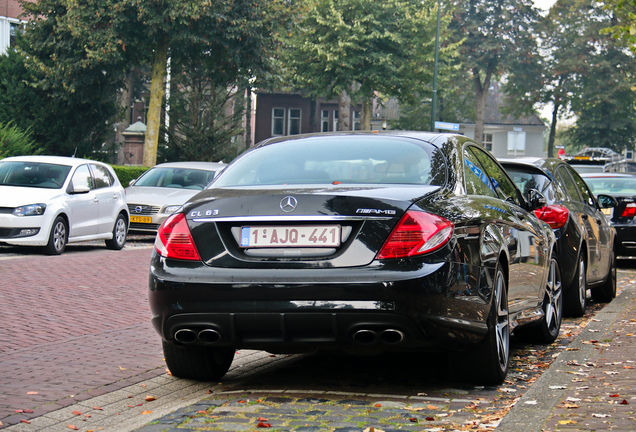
[174,327,405,345]
[353,328,405,345]
[174,328,221,344]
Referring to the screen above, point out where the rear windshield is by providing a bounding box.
[0,161,71,189]
[504,165,557,203]
[584,176,636,195]
[214,136,446,187]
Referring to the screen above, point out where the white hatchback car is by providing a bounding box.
[126,161,225,233]
[0,155,129,254]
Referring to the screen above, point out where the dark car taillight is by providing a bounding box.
[377,210,453,259]
[620,203,636,218]
[155,213,201,261]
[534,205,569,229]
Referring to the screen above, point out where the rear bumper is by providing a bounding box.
[149,253,493,354]
[615,225,636,258]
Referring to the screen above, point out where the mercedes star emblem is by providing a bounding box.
[280,196,298,213]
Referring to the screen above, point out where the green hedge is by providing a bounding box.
[112,165,149,187]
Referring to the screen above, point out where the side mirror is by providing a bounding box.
[69,185,90,194]
[527,188,547,210]
[597,194,618,209]
[129,179,136,186]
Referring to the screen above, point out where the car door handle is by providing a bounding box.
[93,197,99,203]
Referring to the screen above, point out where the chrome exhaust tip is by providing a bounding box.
[353,329,378,344]
[379,329,405,344]
[174,329,197,344]
[198,328,222,344]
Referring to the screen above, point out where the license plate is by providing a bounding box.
[130,215,152,223]
[602,208,612,216]
[240,225,341,248]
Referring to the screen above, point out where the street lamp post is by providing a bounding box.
[430,0,441,132]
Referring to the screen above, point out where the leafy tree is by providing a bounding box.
[449,0,541,144]
[603,0,636,54]
[19,0,288,166]
[282,0,441,130]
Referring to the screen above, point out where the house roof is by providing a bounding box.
[481,83,545,127]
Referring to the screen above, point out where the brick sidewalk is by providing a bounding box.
[0,245,166,428]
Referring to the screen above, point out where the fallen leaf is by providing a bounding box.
[23,409,34,413]
[196,410,207,414]
[549,385,567,389]
[558,420,577,425]
[375,404,382,407]
[119,366,126,371]
[72,410,82,416]
[524,400,538,405]
[610,394,620,398]
[93,407,103,410]
[20,420,31,424]
[427,404,439,410]
[26,392,38,395]
[141,411,153,415]
[566,397,581,402]
[621,400,629,405]
[363,429,385,432]
[257,421,272,428]
[67,426,79,430]
[409,417,418,422]
[145,396,156,402]
[592,413,611,418]
[258,417,268,421]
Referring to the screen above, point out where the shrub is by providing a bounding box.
[112,165,150,187]
[0,122,41,158]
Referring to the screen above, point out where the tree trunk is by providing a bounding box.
[547,101,560,158]
[473,64,493,146]
[337,91,351,131]
[143,35,170,167]
[362,98,372,130]
[245,85,252,149]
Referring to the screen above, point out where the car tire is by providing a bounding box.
[162,340,235,381]
[469,263,509,385]
[517,257,563,344]
[44,216,68,255]
[564,255,587,317]
[105,214,128,250]
[591,249,616,303]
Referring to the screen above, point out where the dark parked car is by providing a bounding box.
[582,172,636,259]
[149,132,562,385]
[501,158,618,317]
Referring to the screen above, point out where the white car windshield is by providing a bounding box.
[0,161,71,189]
[134,168,217,190]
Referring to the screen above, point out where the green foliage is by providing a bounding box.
[0,122,41,158]
[111,165,149,187]
[602,0,636,54]
[282,0,441,104]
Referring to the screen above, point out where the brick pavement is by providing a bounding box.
[0,245,167,428]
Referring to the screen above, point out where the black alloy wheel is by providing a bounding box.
[591,249,617,303]
[564,255,587,317]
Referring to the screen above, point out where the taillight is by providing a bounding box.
[621,203,636,218]
[154,213,201,261]
[534,205,569,229]
[377,211,453,259]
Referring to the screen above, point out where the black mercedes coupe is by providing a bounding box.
[149,131,561,385]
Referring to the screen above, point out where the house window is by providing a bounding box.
[482,133,493,152]
[288,108,301,135]
[333,110,338,131]
[321,110,330,132]
[9,23,19,48]
[507,131,526,155]
[353,111,361,131]
[272,108,285,136]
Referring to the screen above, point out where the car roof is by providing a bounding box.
[257,130,461,147]
[580,172,636,178]
[152,161,226,170]
[0,155,110,167]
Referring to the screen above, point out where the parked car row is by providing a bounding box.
[148,131,617,386]
[0,156,225,254]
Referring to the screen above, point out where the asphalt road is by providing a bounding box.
[2,237,636,430]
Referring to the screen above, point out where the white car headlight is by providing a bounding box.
[164,205,181,214]
[13,203,47,217]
